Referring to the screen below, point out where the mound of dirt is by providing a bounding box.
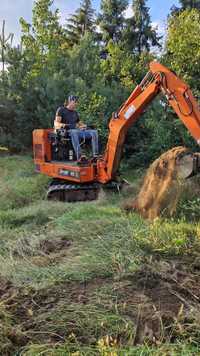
[123,146,198,219]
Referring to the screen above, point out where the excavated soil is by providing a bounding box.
[0,277,13,298]
[123,146,200,219]
[12,238,73,267]
[1,256,200,353]
[39,238,72,254]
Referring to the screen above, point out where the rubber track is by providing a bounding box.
[47,182,100,202]
[47,183,100,193]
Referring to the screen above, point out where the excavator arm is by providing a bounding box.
[98,61,200,183]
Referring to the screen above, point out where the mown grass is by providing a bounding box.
[0,154,200,355]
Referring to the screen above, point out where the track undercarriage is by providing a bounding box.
[47,180,122,202]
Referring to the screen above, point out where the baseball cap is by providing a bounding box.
[68,95,79,102]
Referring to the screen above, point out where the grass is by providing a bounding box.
[0,154,200,355]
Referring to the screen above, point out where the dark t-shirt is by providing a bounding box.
[56,106,80,129]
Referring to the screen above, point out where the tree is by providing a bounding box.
[98,0,128,44]
[32,0,65,52]
[124,0,161,54]
[179,0,200,9]
[146,8,200,160]
[20,0,67,75]
[166,9,200,92]
[170,0,200,16]
[0,20,13,80]
[66,0,95,46]
[0,0,69,149]
[100,40,142,88]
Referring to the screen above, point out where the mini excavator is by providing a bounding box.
[33,62,200,201]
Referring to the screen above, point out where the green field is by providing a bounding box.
[1,155,200,355]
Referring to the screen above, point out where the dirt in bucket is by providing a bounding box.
[123,146,198,219]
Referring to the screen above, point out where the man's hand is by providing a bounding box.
[54,119,67,130]
[78,121,87,129]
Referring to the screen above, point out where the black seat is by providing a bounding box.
[49,129,74,161]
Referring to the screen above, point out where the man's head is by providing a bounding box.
[66,95,79,110]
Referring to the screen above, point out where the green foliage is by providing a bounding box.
[135,218,199,256]
[0,0,69,149]
[166,9,200,93]
[177,197,200,221]
[0,0,162,160]
[22,0,65,59]
[98,0,129,43]
[78,92,108,141]
[0,0,199,168]
[66,0,95,46]
[152,9,200,165]
[0,155,49,210]
[100,41,137,88]
[179,0,200,9]
[124,0,161,54]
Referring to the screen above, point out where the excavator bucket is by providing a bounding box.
[123,147,199,219]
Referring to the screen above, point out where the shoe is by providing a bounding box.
[77,155,88,164]
[91,155,98,163]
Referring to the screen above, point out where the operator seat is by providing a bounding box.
[49,128,98,162]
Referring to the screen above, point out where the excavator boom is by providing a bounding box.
[150,62,200,142]
[98,62,200,183]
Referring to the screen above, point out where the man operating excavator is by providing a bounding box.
[54,95,99,161]
[33,61,200,202]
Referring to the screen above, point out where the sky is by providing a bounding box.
[0,0,180,45]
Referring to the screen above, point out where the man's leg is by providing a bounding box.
[83,130,99,156]
[69,129,82,160]
[90,130,99,156]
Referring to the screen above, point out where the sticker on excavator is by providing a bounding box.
[59,169,80,179]
[124,105,136,120]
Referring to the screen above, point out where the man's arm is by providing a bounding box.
[54,107,66,130]
[54,116,66,130]
[77,121,87,129]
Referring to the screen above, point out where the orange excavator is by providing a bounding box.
[33,61,200,201]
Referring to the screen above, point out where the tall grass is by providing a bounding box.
[0,154,200,355]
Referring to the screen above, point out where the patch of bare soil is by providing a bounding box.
[120,258,200,344]
[39,238,72,254]
[123,146,200,219]
[13,237,72,267]
[1,257,200,353]
[32,238,72,266]
[0,277,13,298]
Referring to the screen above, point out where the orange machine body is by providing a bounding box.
[33,62,200,184]
[33,129,96,183]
